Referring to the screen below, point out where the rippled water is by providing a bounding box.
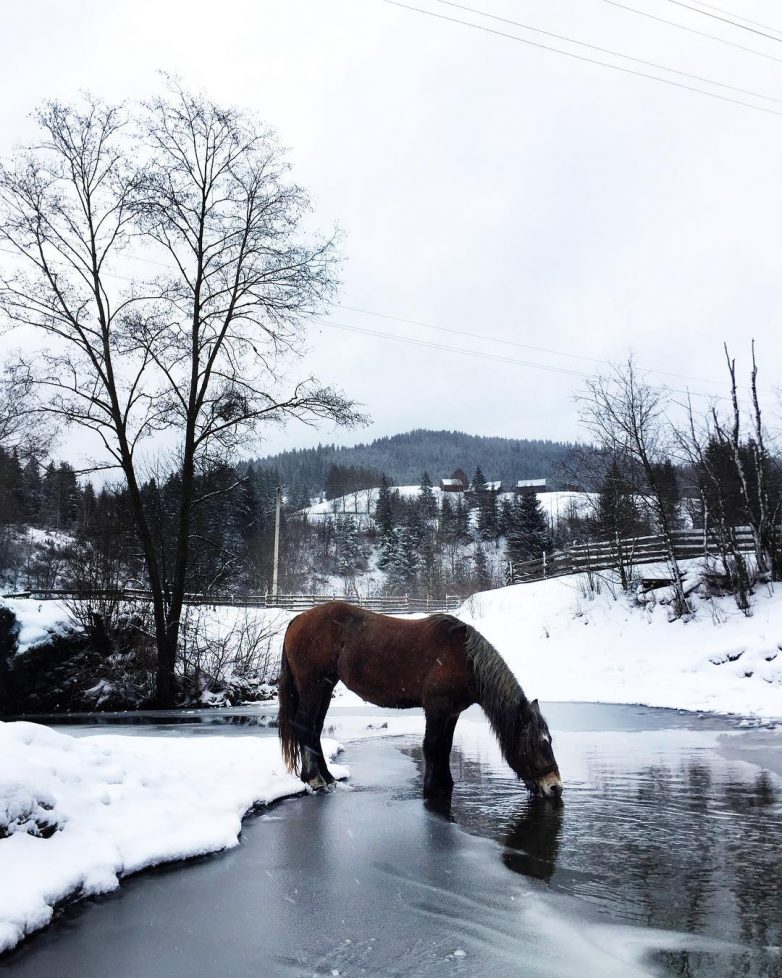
[428,709,782,978]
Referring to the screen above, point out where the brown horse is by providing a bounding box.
[278,601,563,799]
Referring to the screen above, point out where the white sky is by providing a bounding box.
[1,0,782,463]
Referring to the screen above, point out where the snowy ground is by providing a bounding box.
[455,571,782,720]
[4,563,782,718]
[0,721,350,954]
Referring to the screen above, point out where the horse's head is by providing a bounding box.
[511,699,563,800]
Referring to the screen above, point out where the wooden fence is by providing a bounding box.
[1,588,463,615]
[509,527,767,584]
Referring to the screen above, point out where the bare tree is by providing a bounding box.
[0,85,363,705]
[674,395,752,613]
[716,343,781,581]
[578,358,690,616]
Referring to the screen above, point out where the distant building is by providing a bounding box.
[485,480,502,494]
[440,478,465,492]
[515,478,548,494]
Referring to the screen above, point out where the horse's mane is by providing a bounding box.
[430,616,540,769]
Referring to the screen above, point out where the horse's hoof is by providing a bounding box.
[306,774,329,792]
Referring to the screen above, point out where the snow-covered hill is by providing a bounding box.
[300,486,593,524]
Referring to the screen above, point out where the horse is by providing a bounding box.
[277,601,563,799]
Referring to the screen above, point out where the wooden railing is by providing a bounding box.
[509,526,770,584]
[1,588,463,615]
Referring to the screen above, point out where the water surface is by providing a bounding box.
[2,703,780,977]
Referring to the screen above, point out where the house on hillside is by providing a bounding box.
[485,481,502,494]
[515,478,548,495]
[440,478,465,492]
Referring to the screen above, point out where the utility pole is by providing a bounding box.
[272,486,282,599]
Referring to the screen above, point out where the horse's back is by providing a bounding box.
[284,602,475,710]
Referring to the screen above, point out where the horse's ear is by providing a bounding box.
[530,698,539,712]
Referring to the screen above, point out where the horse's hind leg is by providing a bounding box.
[295,680,334,791]
[422,710,459,797]
[314,677,337,785]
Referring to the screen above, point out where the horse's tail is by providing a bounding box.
[277,621,300,774]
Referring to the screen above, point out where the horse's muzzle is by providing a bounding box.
[537,772,564,799]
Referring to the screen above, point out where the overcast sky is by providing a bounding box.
[2,0,781,463]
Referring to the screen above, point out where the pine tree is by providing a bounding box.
[375,474,395,540]
[597,458,640,540]
[419,470,437,520]
[477,487,500,541]
[79,482,97,535]
[439,494,456,541]
[335,515,362,576]
[0,447,24,524]
[377,524,398,570]
[473,544,491,590]
[467,465,486,510]
[651,458,680,531]
[39,461,60,529]
[506,492,550,564]
[454,495,471,542]
[386,525,420,591]
[22,458,43,525]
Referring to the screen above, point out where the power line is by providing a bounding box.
[663,0,782,43]
[599,0,782,66]
[335,303,738,388]
[311,317,740,401]
[337,303,607,364]
[684,0,782,36]
[378,0,782,117]
[314,316,590,377]
[0,245,764,396]
[435,0,782,104]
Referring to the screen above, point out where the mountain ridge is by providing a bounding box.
[253,428,579,497]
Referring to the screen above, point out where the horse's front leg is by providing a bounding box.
[295,684,332,791]
[422,711,459,797]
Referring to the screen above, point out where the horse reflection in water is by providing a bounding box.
[502,799,564,882]
[278,601,563,799]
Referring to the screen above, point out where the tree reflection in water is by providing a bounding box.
[415,739,782,978]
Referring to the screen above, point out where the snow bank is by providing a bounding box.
[2,598,73,654]
[456,576,782,719]
[0,721,347,954]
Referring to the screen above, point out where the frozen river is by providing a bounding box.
[2,702,781,977]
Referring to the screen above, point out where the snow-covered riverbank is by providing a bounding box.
[455,575,782,720]
[0,722,349,955]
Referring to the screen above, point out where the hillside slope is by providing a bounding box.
[254,429,579,496]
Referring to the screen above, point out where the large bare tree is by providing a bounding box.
[0,85,362,704]
[578,358,690,617]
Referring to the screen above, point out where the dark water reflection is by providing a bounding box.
[4,703,781,978]
[413,727,782,978]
